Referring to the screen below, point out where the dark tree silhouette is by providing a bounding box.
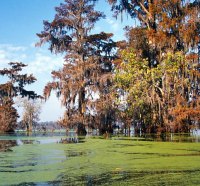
[0,62,41,132]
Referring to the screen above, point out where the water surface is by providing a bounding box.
[0,132,200,185]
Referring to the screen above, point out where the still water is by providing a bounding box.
[0,132,200,186]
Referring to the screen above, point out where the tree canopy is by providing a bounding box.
[37,0,119,134]
[1,0,199,134]
[0,62,41,132]
[111,0,200,133]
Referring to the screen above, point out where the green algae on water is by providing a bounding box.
[0,135,200,185]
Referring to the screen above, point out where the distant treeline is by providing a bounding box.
[16,121,62,131]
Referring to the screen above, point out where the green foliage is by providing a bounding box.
[109,0,199,133]
[114,50,200,133]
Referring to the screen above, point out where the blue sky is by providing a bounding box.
[0,0,132,122]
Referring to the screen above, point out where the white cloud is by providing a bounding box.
[30,42,36,48]
[40,94,65,122]
[0,44,64,76]
[0,44,27,68]
[0,50,8,64]
[0,43,64,97]
[26,52,64,75]
[0,44,27,51]
[0,43,65,122]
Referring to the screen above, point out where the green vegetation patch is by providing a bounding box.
[0,136,200,185]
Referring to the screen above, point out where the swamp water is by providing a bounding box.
[0,132,200,186]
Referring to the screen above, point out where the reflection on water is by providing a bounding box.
[1,131,200,152]
[115,129,200,143]
[0,140,17,152]
[0,131,200,186]
[135,132,200,143]
[0,131,86,156]
[60,132,85,144]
